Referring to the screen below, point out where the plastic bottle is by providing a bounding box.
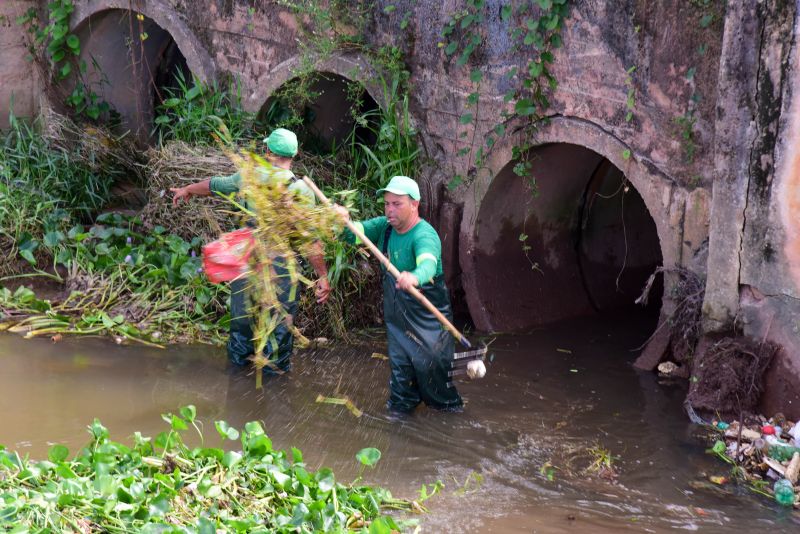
[774,479,795,506]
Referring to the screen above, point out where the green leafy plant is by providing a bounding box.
[442,1,572,195]
[674,113,697,163]
[0,112,138,275]
[154,71,256,146]
[0,406,420,531]
[624,65,637,122]
[1,212,228,346]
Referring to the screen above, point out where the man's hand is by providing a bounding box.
[170,185,192,206]
[332,204,350,224]
[171,179,212,206]
[395,272,419,292]
[315,277,332,303]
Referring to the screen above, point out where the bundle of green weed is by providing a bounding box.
[0,213,228,346]
[153,71,257,146]
[234,152,341,363]
[0,405,419,532]
[0,112,139,274]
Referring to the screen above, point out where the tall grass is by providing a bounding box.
[0,113,127,272]
[153,71,256,146]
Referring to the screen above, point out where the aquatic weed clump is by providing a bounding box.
[0,112,141,276]
[141,140,238,243]
[0,213,228,346]
[0,406,415,532]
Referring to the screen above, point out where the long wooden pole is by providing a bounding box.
[302,176,472,349]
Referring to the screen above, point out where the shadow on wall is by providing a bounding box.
[469,143,663,333]
[68,9,189,142]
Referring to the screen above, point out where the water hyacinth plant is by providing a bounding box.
[0,406,420,532]
[0,213,228,346]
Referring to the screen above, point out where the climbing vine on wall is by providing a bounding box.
[276,1,411,86]
[16,0,110,120]
[441,0,572,192]
[676,0,721,169]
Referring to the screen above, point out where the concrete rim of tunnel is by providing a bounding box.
[457,115,680,333]
[71,0,216,83]
[247,52,387,115]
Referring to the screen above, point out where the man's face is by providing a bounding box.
[383,192,418,229]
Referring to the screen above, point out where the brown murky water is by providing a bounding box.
[2,313,798,533]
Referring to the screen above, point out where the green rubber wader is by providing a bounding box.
[381,230,463,413]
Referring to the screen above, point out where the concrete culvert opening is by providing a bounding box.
[71,9,190,142]
[468,143,663,337]
[258,72,380,154]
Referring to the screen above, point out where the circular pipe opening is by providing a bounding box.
[258,72,380,153]
[468,143,663,332]
[70,9,189,141]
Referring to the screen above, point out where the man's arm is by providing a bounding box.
[396,231,440,291]
[171,172,242,206]
[307,240,331,303]
[171,178,212,205]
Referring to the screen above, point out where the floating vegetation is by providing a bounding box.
[538,441,620,484]
[585,445,618,480]
[0,213,227,346]
[0,406,422,531]
[316,394,365,418]
[452,472,483,496]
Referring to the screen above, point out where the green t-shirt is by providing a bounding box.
[209,167,315,205]
[346,216,442,286]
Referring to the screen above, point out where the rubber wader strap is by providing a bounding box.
[381,224,392,257]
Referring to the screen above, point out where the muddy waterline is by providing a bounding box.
[1,313,798,532]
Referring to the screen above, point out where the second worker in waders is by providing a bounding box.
[171,128,331,374]
[340,176,463,414]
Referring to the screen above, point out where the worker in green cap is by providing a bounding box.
[171,128,331,373]
[336,175,463,414]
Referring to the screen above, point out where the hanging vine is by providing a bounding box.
[441,0,572,192]
[16,0,110,121]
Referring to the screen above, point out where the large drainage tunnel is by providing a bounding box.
[70,9,190,141]
[259,72,380,153]
[464,143,663,334]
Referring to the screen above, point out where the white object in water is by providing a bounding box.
[466,359,486,379]
[790,423,800,446]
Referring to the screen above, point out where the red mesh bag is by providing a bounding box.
[201,228,255,283]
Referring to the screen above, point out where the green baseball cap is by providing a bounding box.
[377,175,420,201]
[263,128,298,157]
